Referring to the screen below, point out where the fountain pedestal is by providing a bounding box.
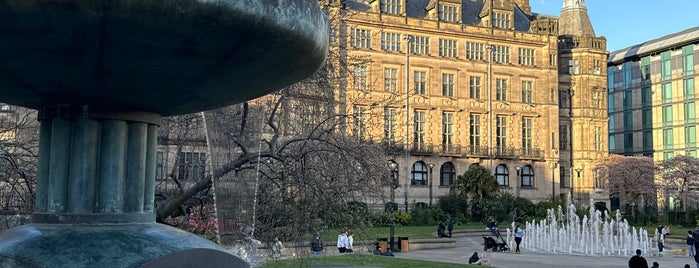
[0,0,328,266]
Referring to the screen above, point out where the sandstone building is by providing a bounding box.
[323,0,609,208]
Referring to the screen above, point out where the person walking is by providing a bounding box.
[448,219,455,238]
[628,249,649,268]
[658,233,665,257]
[514,224,525,254]
[689,230,696,257]
[337,231,348,253]
[310,232,323,255]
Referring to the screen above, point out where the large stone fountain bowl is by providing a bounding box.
[0,0,328,116]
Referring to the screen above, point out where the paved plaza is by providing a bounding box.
[393,236,696,268]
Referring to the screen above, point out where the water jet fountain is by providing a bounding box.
[0,0,328,267]
[508,196,651,256]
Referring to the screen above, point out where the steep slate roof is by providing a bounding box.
[344,0,533,32]
[558,0,595,36]
[608,27,699,64]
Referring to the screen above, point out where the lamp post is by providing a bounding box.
[515,166,521,197]
[551,162,558,200]
[387,160,399,252]
[428,163,435,206]
[575,168,582,207]
[404,35,413,213]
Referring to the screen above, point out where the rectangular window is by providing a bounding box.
[178,152,206,180]
[685,78,695,100]
[380,0,401,14]
[496,115,508,154]
[469,114,481,152]
[684,45,695,76]
[609,115,615,132]
[642,86,652,106]
[661,51,671,81]
[685,102,696,124]
[383,108,397,144]
[608,66,615,91]
[641,56,651,81]
[609,135,616,153]
[350,28,372,48]
[413,110,426,148]
[662,83,672,103]
[469,76,481,99]
[642,108,652,129]
[549,54,557,67]
[664,151,675,160]
[352,106,367,139]
[623,62,632,89]
[381,32,401,52]
[492,12,510,29]
[518,48,536,66]
[353,65,367,90]
[688,150,698,157]
[623,90,632,109]
[466,42,484,61]
[492,45,510,63]
[521,81,533,104]
[155,151,164,180]
[439,39,458,58]
[593,91,602,108]
[384,68,398,93]
[442,112,454,149]
[442,73,454,97]
[414,71,427,95]
[663,128,673,149]
[496,78,508,101]
[522,117,532,152]
[559,125,569,150]
[643,131,653,151]
[593,59,602,75]
[624,133,634,150]
[438,4,458,22]
[412,36,430,55]
[663,105,673,126]
[623,111,633,131]
[594,126,602,151]
[559,90,570,108]
[686,126,696,147]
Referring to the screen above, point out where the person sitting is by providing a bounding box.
[473,252,491,266]
[438,222,449,237]
[486,219,498,235]
[468,252,480,264]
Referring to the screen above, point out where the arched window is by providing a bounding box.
[440,162,456,186]
[521,165,534,187]
[412,161,428,186]
[495,164,509,186]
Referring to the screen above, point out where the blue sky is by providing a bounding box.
[529,0,699,52]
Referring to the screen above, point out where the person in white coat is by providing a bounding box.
[346,232,354,253]
[337,231,348,253]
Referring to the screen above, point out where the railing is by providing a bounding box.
[411,143,434,155]
[440,144,461,156]
[380,142,544,160]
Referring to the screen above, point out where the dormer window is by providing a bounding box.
[381,0,401,15]
[438,4,458,22]
[493,12,510,29]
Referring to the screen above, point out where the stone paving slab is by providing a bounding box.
[393,236,696,268]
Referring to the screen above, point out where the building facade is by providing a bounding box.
[608,27,699,160]
[324,0,609,208]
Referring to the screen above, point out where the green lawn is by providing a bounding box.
[316,224,482,241]
[259,254,477,268]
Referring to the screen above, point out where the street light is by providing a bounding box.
[387,160,399,252]
[428,163,435,206]
[575,168,582,207]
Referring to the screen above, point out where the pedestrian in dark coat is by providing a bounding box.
[310,233,323,255]
[447,219,455,238]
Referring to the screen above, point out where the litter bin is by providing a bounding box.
[376,238,388,253]
[398,237,409,252]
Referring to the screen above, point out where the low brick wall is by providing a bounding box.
[257,237,458,258]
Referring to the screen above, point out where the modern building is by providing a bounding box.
[607,27,699,211]
[322,0,609,208]
[607,27,699,159]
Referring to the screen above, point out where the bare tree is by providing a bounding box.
[593,154,655,217]
[656,155,699,212]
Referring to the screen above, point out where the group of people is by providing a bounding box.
[309,231,354,255]
[437,220,455,238]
